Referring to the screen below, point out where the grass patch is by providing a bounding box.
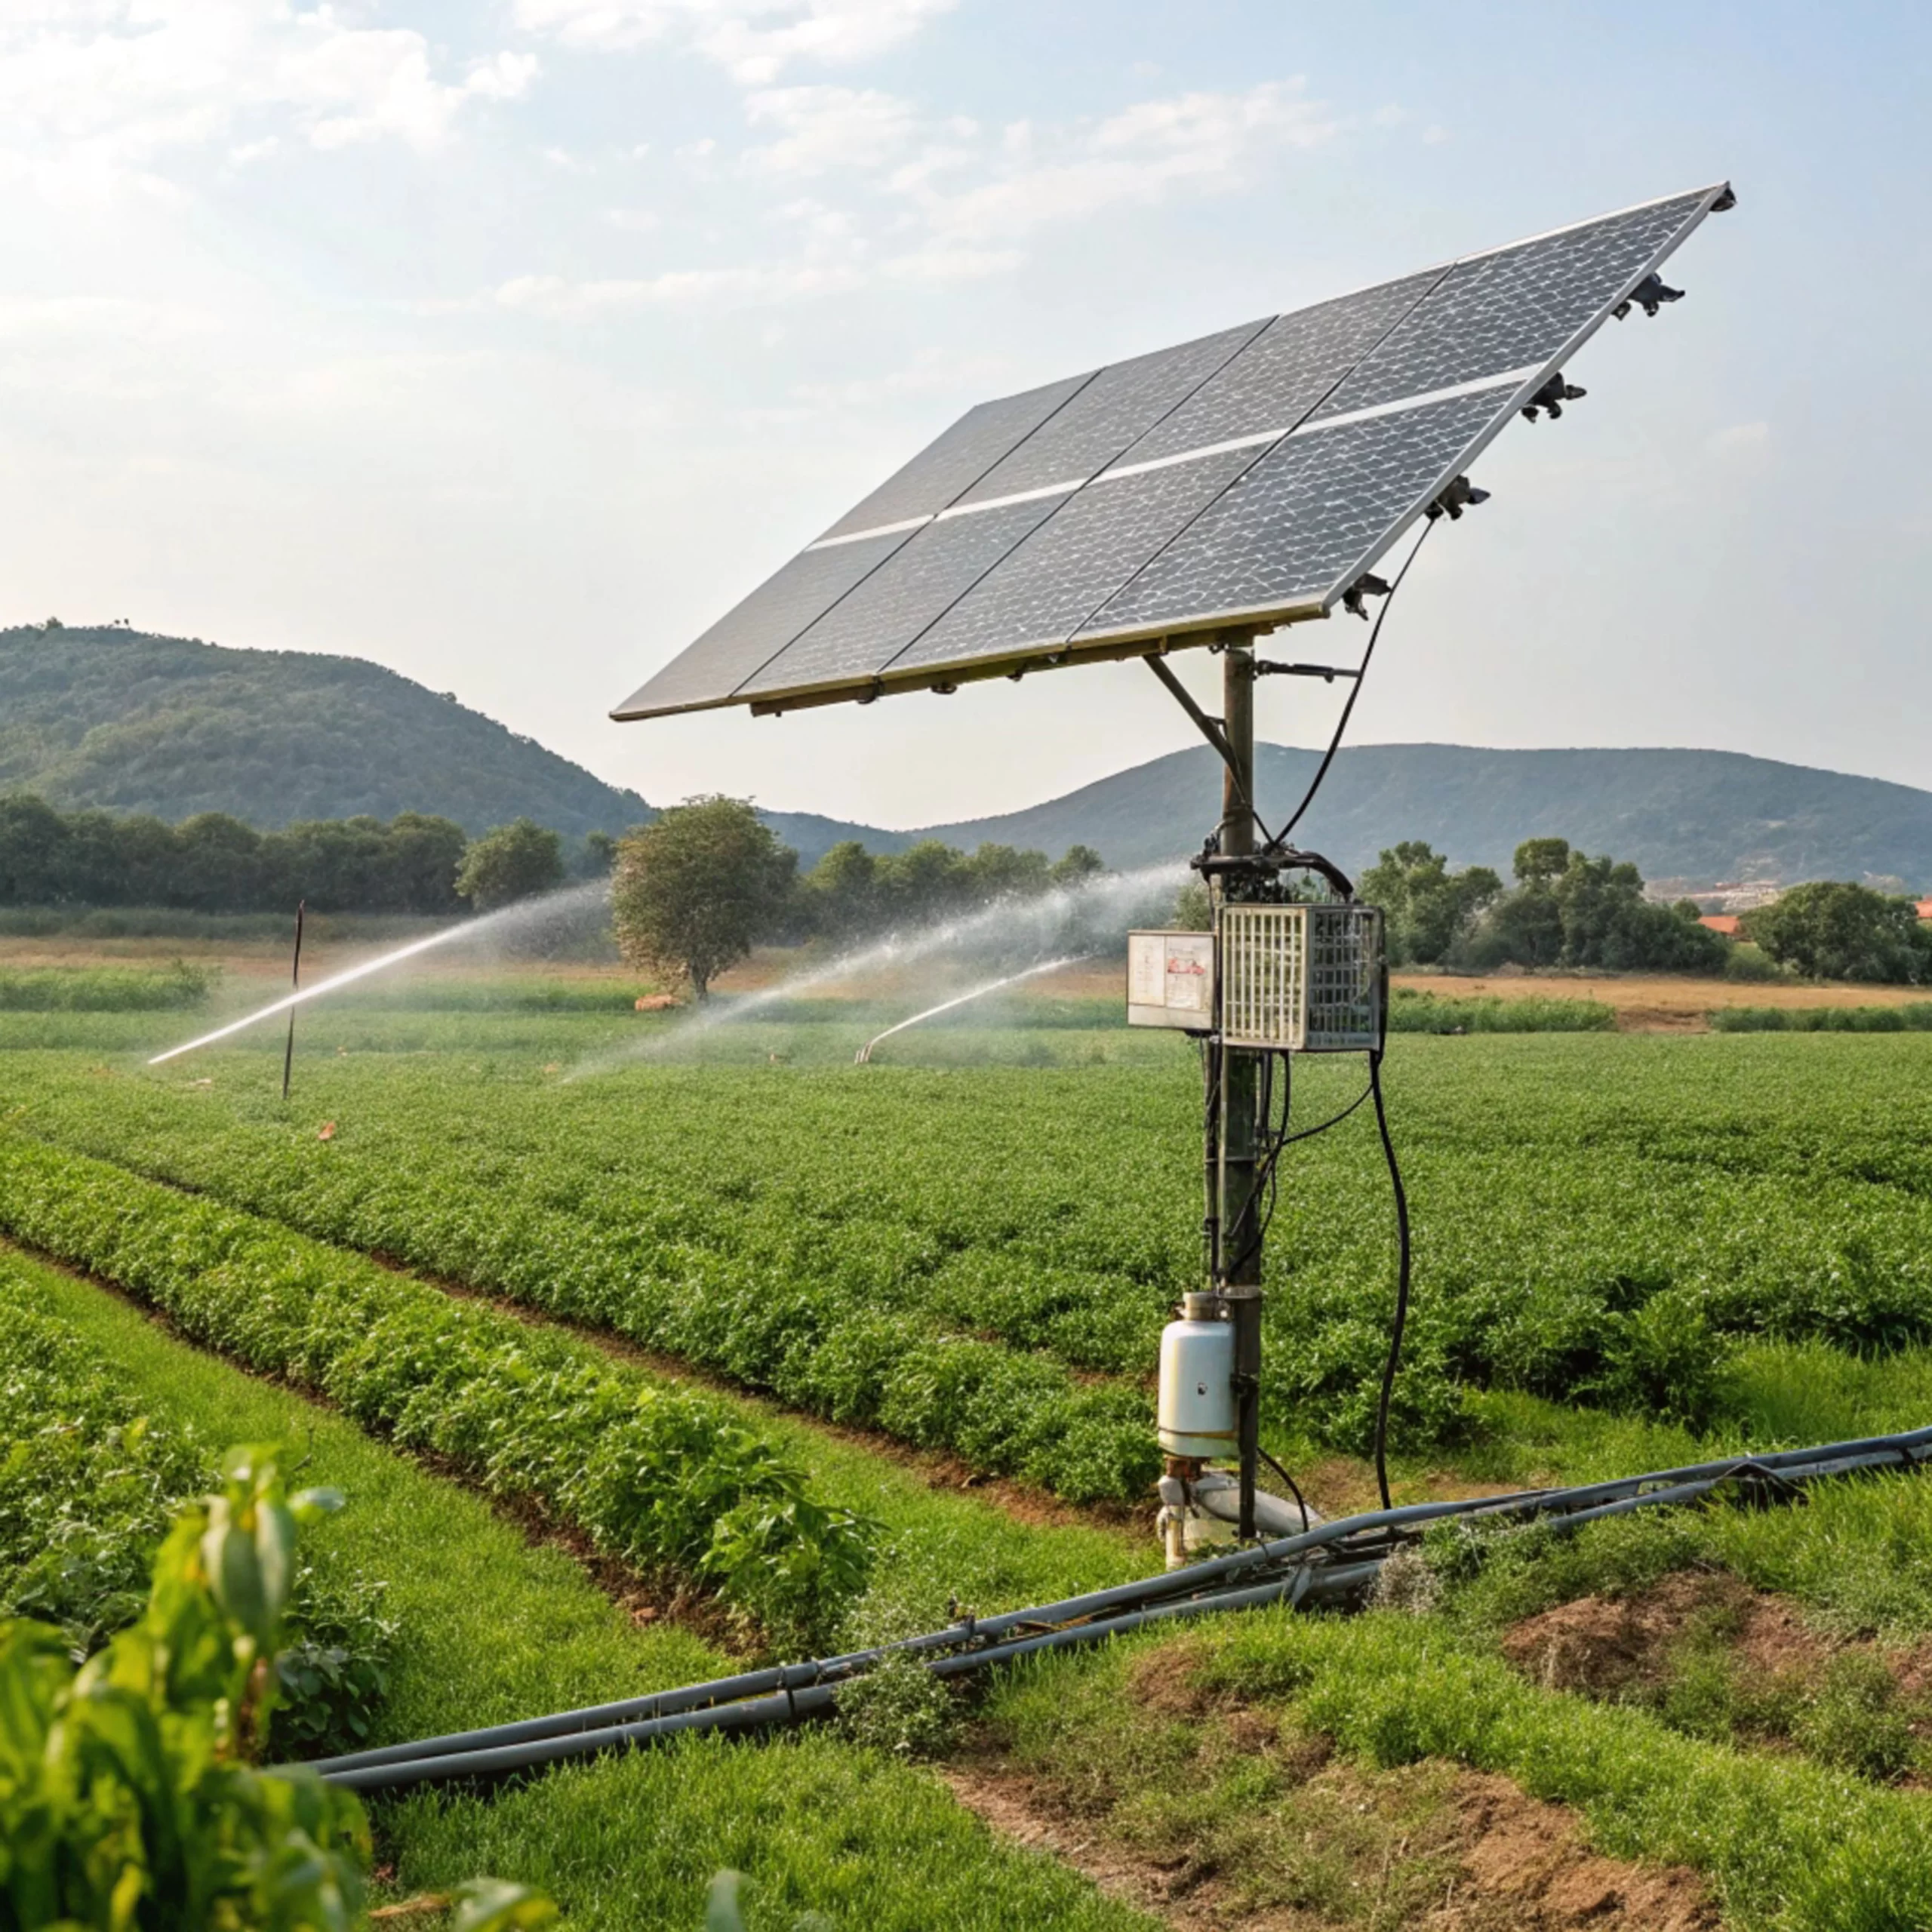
[989,1609,1932,1931]
[1387,989,1617,1032]
[0,961,214,1010]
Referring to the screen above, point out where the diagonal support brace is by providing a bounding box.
[1145,654,1238,777]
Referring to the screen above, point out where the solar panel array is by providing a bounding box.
[614,183,1732,722]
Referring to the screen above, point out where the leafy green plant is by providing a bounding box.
[0,1444,371,1929]
[1,1259,399,1764]
[0,1444,558,1930]
[269,1564,400,1763]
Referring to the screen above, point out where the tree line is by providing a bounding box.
[1361,837,1728,974]
[0,789,1112,992]
[0,792,593,915]
[1361,837,1932,984]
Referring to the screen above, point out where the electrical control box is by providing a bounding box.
[1220,903,1384,1052]
[1126,931,1215,1031]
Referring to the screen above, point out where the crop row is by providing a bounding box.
[0,1252,208,1644]
[6,1070,1163,1501]
[0,1137,872,1647]
[8,1033,1932,1461]
[0,1250,398,1757]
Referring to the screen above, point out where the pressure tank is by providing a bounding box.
[1157,1297,1235,1457]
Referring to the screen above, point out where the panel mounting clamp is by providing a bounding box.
[1252,660,1361,684]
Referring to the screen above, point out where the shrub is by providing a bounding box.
[1747,881,1932,985]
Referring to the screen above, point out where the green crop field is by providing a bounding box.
[7,981,1932,1929]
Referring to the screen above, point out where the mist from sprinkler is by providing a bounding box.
[146,878,612,1066]
[565,857,1185,1079]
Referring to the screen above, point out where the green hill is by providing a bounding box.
[0,624,652,841]
[916,743,1932,889]
[10,624,1925,890]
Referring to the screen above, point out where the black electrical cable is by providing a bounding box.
[1275,517,1434,846]
[1278,1077,1374,1149]
[1258,1445,1312,1534]
[1367,1048,1411,1512]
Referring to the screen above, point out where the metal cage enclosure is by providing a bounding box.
[1220,903,1383,1051]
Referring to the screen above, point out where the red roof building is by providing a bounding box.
[1918,898,1932,922]
[1700,914,1743,937]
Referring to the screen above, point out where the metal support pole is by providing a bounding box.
[1217,643,1264,1540]
[281,900,305,1103]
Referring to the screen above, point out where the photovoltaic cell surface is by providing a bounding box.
[818,372,1092,540]
[1309,191,1713,422]
[618,528,915,716]
[612,183,1730,721]
[952,320,1267,506]
[888,448,1260,674]
[741,498,1063,698]
[1081,389,1515,641]
[1117,270,1446,466]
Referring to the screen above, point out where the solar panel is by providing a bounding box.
[613,183,1733,723]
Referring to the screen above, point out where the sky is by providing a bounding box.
[3,0,1928,830]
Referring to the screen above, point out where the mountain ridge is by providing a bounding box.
[897,743,1932,888]
[6,625,1927,888]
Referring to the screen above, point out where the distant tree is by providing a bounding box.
[1359,841,1502,964]
[381,811,469,913]
[1462,838,1727,974]
[877,840,972,928]
[457,818,565,912]
[1513,838,1572,888]
[610,795,796,1000]
[1552,851,1726,971]
[1746,881,1932,984]
[963,842,1052,904]
[0,794,69,903]
[172,813,264,912]
[580,831,619,877]
[1050,844,1106,888]
[804,840,881,940]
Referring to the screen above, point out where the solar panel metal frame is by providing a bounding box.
[612,182,1733,724]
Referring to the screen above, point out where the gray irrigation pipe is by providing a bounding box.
[306,1425,1932,1793]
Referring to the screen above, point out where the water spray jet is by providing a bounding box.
[147,879,611,1067]
[854,955,1087,1063]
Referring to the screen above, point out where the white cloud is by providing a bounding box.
[495,259,865,315]
[1709,420,1771,456]
[512,0,952,83]
[466,51,542,101]
[906,82,1340,243]
[495,78,1343,321]
[740,84,915,174]
[0,1,534,194]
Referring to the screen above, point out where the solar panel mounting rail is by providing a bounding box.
[612,182,1734,725]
